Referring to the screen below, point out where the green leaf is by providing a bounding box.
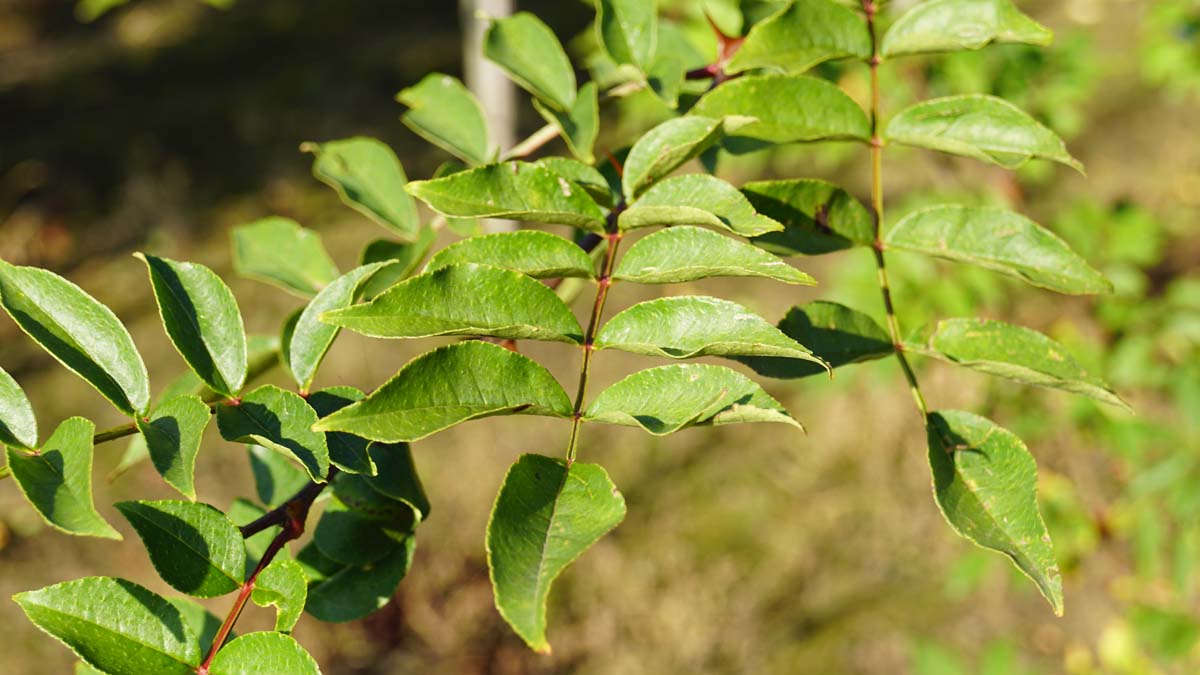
[739,301,893,379]
[137,394,211,500]
[533,82,599,164]
[596,296,826,366]
[288,263,391,391]
[357,228,438,300]
[228,498,287,570]
[908,318,1128,410]
[397,73,491,165]
[303,137,421,239]
[138,254,247,397]
[313,341,572,443]
[615,226,813,285]
[927,410,1063,616]
[366,442,431,521]
[727,0,871,74]
[690,74,870,148]
[885,95,1082,172]
[882,0,1052,57]
[484,12,577,111]
[116,500,246,598]
[14,577,201,675]
[0,364,36,449]
[167,598,224,656]
[313,497,408,566]
[407,162,607,231]
[322,263,584,344]
[597,0,658,69]
[306,387,375,475]
[585,364,800,434]
[622,116,751,200]
[252,559,308,633]
[0,260,150,416]
[302,537,415,623]
[427,231,595,280]
[107,370,209,484]
[207,632,321,675]
[8,418,120,539]
[743,179,875,255]
[247,445,310,509]
[619,174,783,236]
[332,472,419,526]
[232,217,340,298]
[885,205,1111,294]
[535,157,614,206]
[217,385,330,482]
[487,454,625,653]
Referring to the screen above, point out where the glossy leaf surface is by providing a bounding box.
[0,364,36,449]
[622,116,748,199]
[882,0,1052,57]
[304,137,420,239]
[614,226,813,285]
[728,0,871,73]
[397,73,491,165]
[137,394,211,500]
[597,0,657,68]
[287,263,390,390]
[232,217,339,298]
[619,174,783,237]
[484,12,576,111]
[743,179,875,255]
[740,301,893,379]
[690,74,870,146]
[207,632,321,675]
[252,558,309,632]
[116,500,246,598]
[217,385,330,482]
[427,231,595,279]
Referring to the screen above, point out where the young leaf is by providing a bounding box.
[740,301,893,379]
[484,12,577,111]
[321,263,584,344]
[927,410,1063,616]
[614,226,814,285]
[533,81,599,164]
[228,499,280,570]
[232,217,340,298]
[366,442,431,521]
[885,95,1083,172]
[206,632,321,675]
[488,454,626,653]
[217,385,330,482]
[0,364,37,449]
[407,162,607,231]
[597,0,657,69]
[743,179,875,255]
[885,205,1112,295]
[727,0,871,74]
[137,394,211,500]
[251,558,308,632]
[426,231,596,280]
[307,387,375,475]
[288,263,391,391]
[14,577,201,675]
[302,536,416,623]
[0,261,150,416]
[397,73,491,165]
[596,296,826,365]
[622,116,751,200]
[585,364,800,434]
[7,417,120,539]
[313,497,408,566]
[690,74,871,147]
[138,254,247,397]
[908,318,1129,410]
[248,445,310,509]
[313,341,572,443]
[882,0,1052,57]
[116,500,246,598]
[619,174,784,237]
[303,137,421,240]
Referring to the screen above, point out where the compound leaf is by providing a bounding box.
[728,0,871,74]
[302,536,416,623]
[207,632,321,675]
[366,442,431,521]
[397,73,491,165]
[882,0,1052,57]
[536,157,614,206]
[740,301,893,379]
[116,500,246,598]
[619,174,783,237]
[303,137,420,239]
[0,364,37,449]
[743,179,875,255]
[484,12,576,111]
[306,387,375,475]
[487,454,625,653]
[232,217,340,298]
[217,385,330,482]
[597,0,658,69]
[690,74,870,147]
[533,82,599,164]
[251,559,308,633]
[614,226,814,284]
[427,231,595,280]
[622,116,751,200]
[137,394,211,500]
[247,445,310,509]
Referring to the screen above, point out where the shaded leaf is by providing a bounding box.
[427,231,595,280]
[484,12,576,111]
[619,174,783,236]
[885,95,1082,171]
[0,261,150,416]
[585,364,800,434]
[217,385,330,482]
[116,500,246,598]
[137,394,211,500]
[251,559,308,633]
[0,363,36,449]
[622,116,751,199]
[288,263,391,391]
[740,301,893,379]
[927,410,1063,616]
[303,137,420,239]
[138,254,247,397]
[332,472,419,525]
[366,442,431,521]
[535,157,614,206]
[313,497,408,566]
[247,445,310,509]
[597,0,657,68]
[533,82,599,164]
[356,227,438,300]
[322,263,584,344]
[882,0,1052,57]
[397,73,491,165]
[307,387,375,475]
[14,577,200,675]
[743,178,875,255]
[302,537,415,623]
[207,632,321,675]
[488,454,625,653]
[885,205,1111,294]
[232,217,339,298]
[166,598,224,656]
[314,341,572,443]
[8,417,120,539]
[728,0,871,73]
[615,226,814,284]
[690,74,870,147]
[908,318,1128,410]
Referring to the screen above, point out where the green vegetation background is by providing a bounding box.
[1,0,1198,673]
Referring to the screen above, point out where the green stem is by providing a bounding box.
[864,1,928,418]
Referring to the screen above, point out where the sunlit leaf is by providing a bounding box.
[303,137,421,239]
[137,394,211,500]
[597,0,658,69]
[251,559,308,633]
[622,116,751,199]
[397,73,491,165]
[533,82,599,164]
[614,226,814,284]
[0,364,37,449]
[484,12,577,111]
[619,174,783,237]
[207,632,321,675]
[743,179,875,255]
[232,217,339,298]
[882,0,1052,57]
[116,500,246,598]
[728,0,871,73]
[217,385,330,482]
[740,301,893,379]
[427,230,595,279]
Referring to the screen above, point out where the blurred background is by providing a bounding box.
[1,0,1198,673]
